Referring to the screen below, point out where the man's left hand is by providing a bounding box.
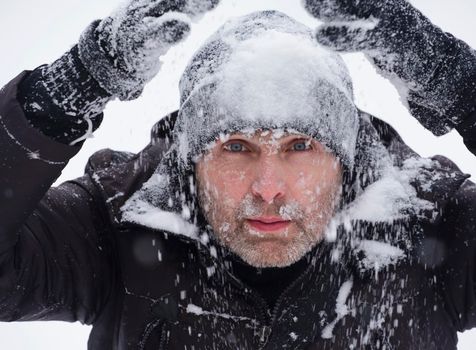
[303,0,476,136]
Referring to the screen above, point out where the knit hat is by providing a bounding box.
[175,10,359,168]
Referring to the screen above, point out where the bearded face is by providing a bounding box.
[195,130,343,268]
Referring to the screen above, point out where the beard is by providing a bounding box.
[198,190,336,268]
[227,221,321,268]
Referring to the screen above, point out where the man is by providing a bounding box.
[1,1,476,349]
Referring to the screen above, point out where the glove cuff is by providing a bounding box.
[18,46,109,144]
[78,20,144,101]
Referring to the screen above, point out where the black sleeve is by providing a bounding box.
[0,73,116,324]
[456,109,476,156]
[438,179,476,331]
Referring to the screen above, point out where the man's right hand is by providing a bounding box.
[79,0,220,101]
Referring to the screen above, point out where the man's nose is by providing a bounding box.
[250,161,286,204]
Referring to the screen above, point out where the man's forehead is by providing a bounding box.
[217,128,311,142]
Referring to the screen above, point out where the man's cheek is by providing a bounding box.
[223,171,248,193]
[296,174,332,195]
[222,197,240,213]
[206,189,241,226]
[201,180,222,203]
[302,187,336,219]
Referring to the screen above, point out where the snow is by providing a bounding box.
[105,191,124,203]
[355,240,405,272]
[186,303,204,315]
[217,31,347,119]
[1,0,476,349]
[321,279,353,339]
[323,16,380,32]
[92,0,218,98]
[186,303,257,322]
[90,6,193,99]
[177,11,359,167]
[325,156,436,245]
[121,170,198,237]
[121,200,198,238]
[183,0,222,19]
[345,158,435,222]
[69,116,94,145]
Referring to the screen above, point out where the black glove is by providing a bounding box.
[19,0,220,145]
[303,0,476,136]
[19,46,111,145]
[79,0,220,101]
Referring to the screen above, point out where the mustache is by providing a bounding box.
[235,194,306,221]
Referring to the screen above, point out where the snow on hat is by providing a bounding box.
[176,10,359,168]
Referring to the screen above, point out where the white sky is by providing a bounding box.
[1,0,476,349]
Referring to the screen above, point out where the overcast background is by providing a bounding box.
[1,0,476,349]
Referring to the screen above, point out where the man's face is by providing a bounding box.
[195,130,343,268]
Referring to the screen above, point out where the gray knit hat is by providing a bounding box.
[175,10,359,168]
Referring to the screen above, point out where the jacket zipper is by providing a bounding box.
[262,263,316,349]
[138,320,165,350]
[264,248,330,349]
[158,322,169,350]
[223,258,317,350]
[223,269,272,347]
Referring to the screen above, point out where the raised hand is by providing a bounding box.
[79,0,220,101]
[303,0,476,135]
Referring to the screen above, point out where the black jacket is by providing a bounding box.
[2,71,476,350]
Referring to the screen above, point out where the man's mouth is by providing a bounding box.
[246,217,291,232]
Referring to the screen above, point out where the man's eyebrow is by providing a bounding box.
[279,134,312,141]
[217,134,247,142]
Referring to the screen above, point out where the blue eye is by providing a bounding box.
[225,142,245,152]
[292,141,310,151]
